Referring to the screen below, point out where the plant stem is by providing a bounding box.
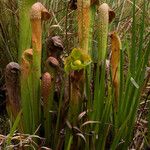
[21,49,33,133]
[97,3,109,63]
[45,56,59,147]
[30,2,51,131]
[18,0,36,62]
[77,0,91,53]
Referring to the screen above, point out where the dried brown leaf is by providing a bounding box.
[110,31,121,111]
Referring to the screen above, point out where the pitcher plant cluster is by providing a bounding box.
[4,0,149,150]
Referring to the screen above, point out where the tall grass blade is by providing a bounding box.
[6,110,22,146]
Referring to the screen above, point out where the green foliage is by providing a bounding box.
[6,110,22,146]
